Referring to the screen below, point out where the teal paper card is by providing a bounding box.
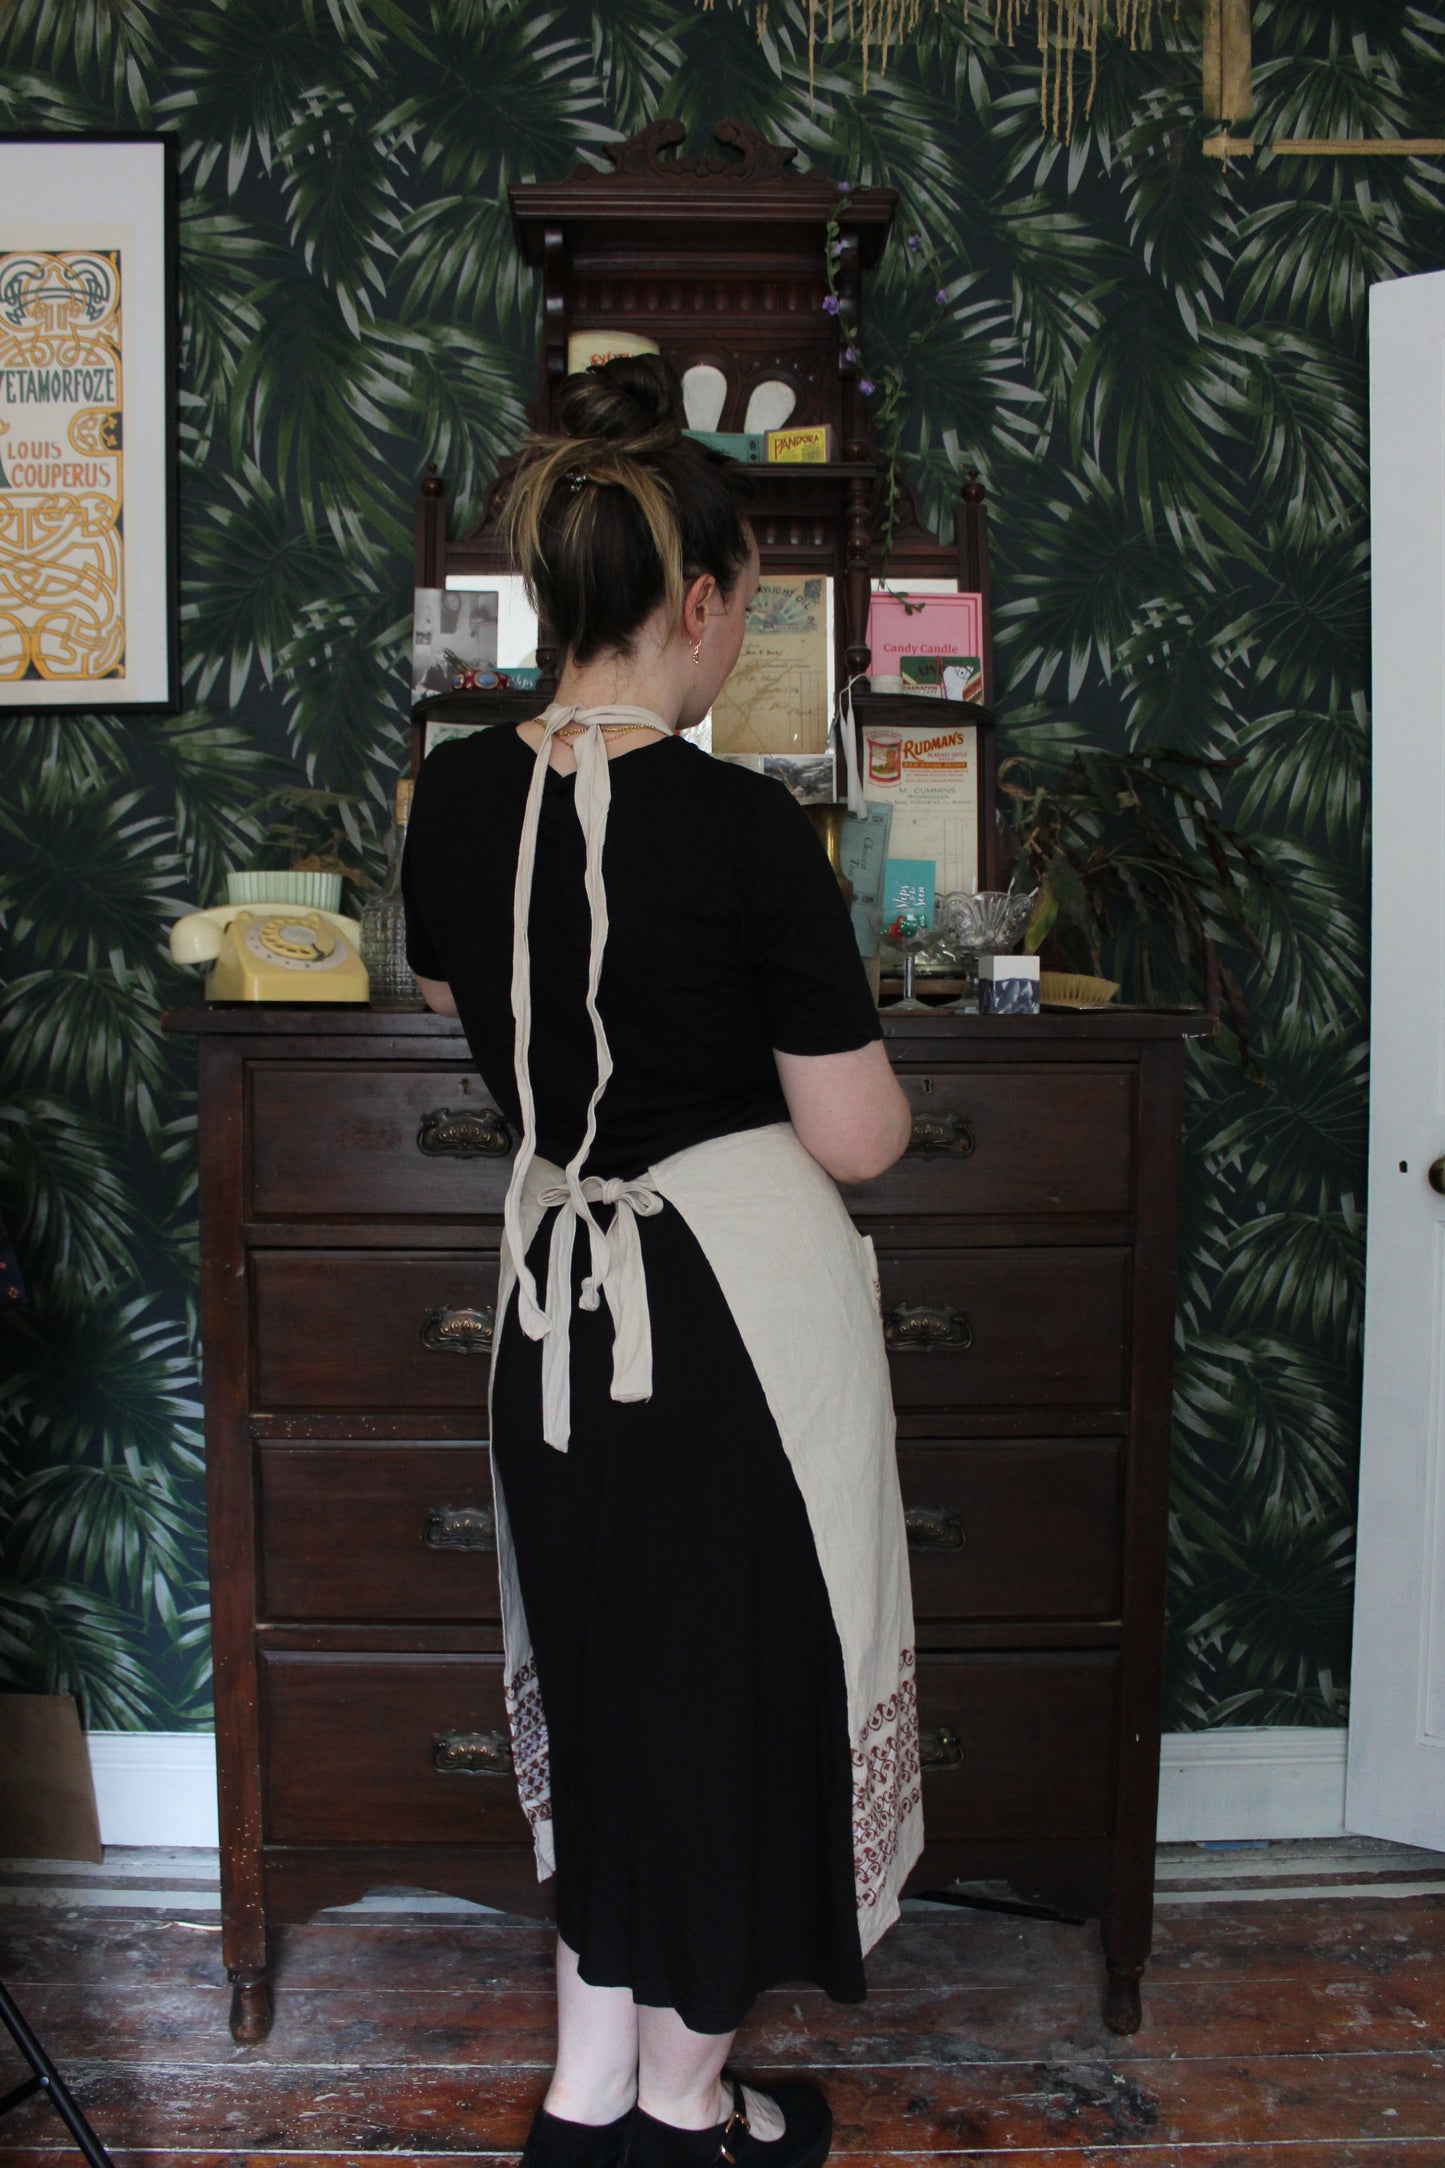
[881,857,935,936]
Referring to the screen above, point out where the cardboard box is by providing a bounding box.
[766,425,833,462]
[0,1693,103,1860]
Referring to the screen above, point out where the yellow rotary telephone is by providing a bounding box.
[169,904,369,1002]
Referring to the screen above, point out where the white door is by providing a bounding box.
[1347,269,1445,1847]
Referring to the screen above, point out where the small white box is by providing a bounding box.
[977,953,1040,981]
[977,952,1040,1016]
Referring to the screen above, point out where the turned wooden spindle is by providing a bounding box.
[843,439,874,683]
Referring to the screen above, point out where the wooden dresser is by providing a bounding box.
[164,1000,1209,2045]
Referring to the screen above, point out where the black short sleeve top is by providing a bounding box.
[401,726,882,1179]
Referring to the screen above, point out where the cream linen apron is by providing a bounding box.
[488,703,923,1955]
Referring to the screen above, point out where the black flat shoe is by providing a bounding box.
[629,2075,831,2168]
[518,2101,633,2168]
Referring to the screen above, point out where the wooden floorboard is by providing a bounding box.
[4,2054,1445,2151]
[2,1883,1444,2161]
[9,1969,1445,2064]
[9,2155,1445,2168]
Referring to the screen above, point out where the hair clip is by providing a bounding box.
[565,469,591,492]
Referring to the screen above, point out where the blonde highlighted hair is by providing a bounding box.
[502,354,752,666]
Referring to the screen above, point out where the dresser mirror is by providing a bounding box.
[410,115,999,889]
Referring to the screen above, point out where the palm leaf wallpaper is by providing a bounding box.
[2,0,1441,1737]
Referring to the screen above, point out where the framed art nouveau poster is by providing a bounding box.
[0,135,178,712]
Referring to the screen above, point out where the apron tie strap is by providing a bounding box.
[500,703,672,1449]
[837,670,868,819]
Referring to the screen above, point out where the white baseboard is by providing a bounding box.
[1155,1725,1348,1841]
[87,1731,219,1848]
[85,1725,1350,1852]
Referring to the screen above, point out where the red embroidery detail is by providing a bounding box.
[505,1655,552,1839]
[851,1647,921,1912]
[508,1645,919,1905]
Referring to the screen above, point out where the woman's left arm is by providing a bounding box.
[414,972,459,1017]
[400,751,461,1016]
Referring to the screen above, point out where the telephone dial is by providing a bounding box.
[169,904,369,1003]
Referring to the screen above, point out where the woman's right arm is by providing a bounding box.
[774,1039,911,1186]
[742,777,910,1184]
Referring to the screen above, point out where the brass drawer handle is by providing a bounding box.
[905,1506,967,1552]
[421,1305,495,1354]
[907,1111,975,1158]
[422,1504,497,1553]
[884,1302,973,1351]
[417,1105,513,1157]
[919,1725,962,1771]
[430,1730,513,1777]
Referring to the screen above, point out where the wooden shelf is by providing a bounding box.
[410,687,540,730]
[734,461,878,482]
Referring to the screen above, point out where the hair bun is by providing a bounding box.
[558,351,685,454]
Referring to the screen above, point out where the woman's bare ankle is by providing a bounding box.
[543,2074,637,2125]
[635,2076,726,2131]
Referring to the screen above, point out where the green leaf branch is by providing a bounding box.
[999,745,1279,1078]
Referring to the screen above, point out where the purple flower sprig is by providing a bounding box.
[821,188,951,566]
[823,196,947,389]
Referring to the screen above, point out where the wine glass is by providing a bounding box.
[869,904,940,1014]
[936,888,1038,1012]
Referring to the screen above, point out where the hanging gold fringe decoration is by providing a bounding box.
[993,0,1168,139]
[699,0,937,95]
[697,0,1170,134]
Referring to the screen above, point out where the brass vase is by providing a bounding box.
[804,801,855,908]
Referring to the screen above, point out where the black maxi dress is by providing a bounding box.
[402,719,892,2033]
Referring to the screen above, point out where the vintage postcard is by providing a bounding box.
[861,721,979,895]
[722,750,837,804]
[412,587,498,703]
[710,575,831,757]
[867,591,983,682]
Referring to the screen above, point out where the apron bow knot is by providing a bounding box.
[501,704,673,1449]
[526,1171,664,1445]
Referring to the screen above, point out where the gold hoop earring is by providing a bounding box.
[692,638,703,667]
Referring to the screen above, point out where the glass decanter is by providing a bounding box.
[360,777,426,1010]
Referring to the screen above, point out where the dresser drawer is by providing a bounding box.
[258,1443,501,1622]
[916,1651,1119,1840]
[249,1064,516,1218]
[261,1653,530,1845]
[856,1066,1134,1220]
[252,1252,500,1408]
[879,1249,1128,1407]
[900,1441,1121,1621]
